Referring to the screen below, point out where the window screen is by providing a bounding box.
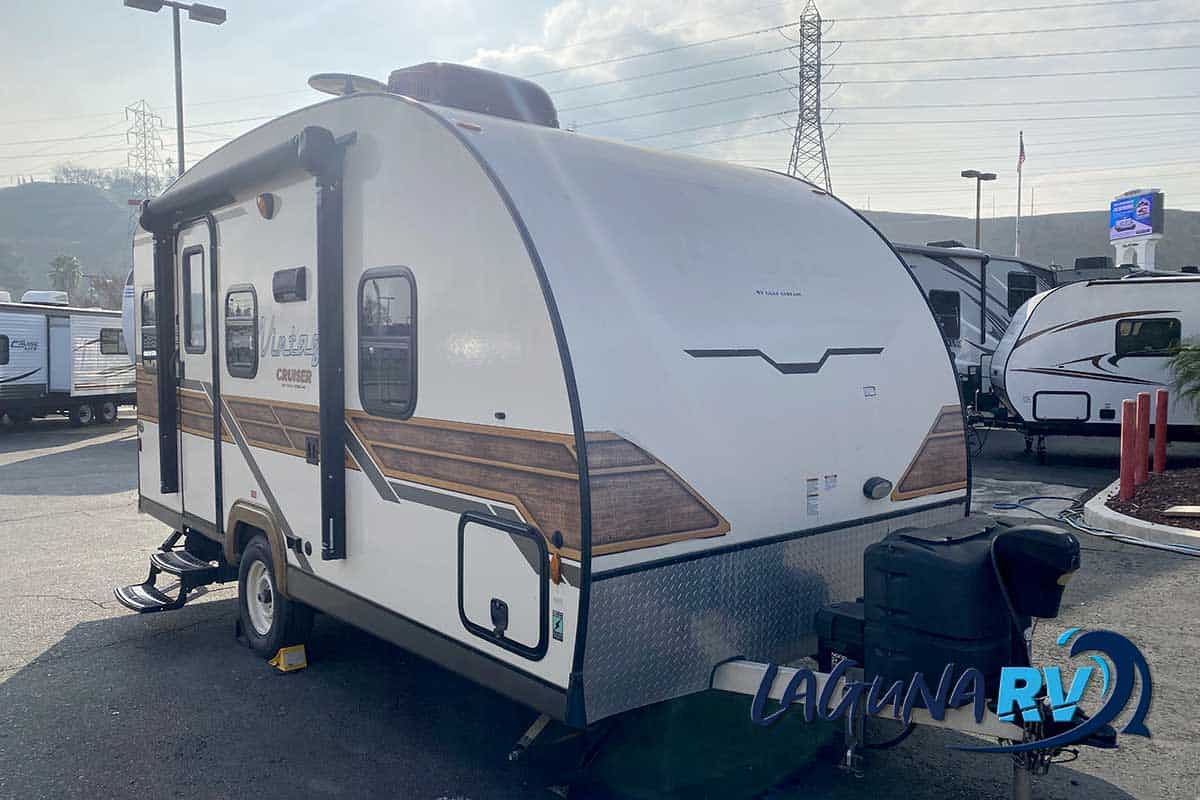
[928,290,961,340]
[1007,272,1038,315]
[183,247,205,353]
[100,328,127,355]
[225,288,258,378]
[0,335,8,366]
[359,268,416,418]
[1115,318,1181,356]
[140,290,157,365]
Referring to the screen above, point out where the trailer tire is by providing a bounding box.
[69,403,94,427]
[94,401,118,425]
[238,535,312,657]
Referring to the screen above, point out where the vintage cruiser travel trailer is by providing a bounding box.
[0,299,135,426]
[116,65,1087,761]
[896,243,1054,398]
[992,273,1200,440]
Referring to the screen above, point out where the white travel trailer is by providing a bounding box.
[992,273,1200,441]
[118,67,1113,773]
[896,243,1054,400]
[0,300,135,426]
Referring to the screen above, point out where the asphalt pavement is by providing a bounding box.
[1,417,1197,799]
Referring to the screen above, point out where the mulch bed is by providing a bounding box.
[1106,467,1200,531]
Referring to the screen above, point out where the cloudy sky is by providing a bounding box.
[1,0,1197,216]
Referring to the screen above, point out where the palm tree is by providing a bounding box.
[47,255,83,301]
[1169,337,1200,415]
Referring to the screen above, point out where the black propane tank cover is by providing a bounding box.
[992,525,1081,620]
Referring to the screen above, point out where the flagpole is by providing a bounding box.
[1015,130,1023,257]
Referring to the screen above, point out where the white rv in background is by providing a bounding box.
[896,243,1054,400]
[992,273,1200,440]
[0,300,136,426]
[116,63,973,729]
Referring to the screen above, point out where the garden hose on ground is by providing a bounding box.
[991,496,1200,558]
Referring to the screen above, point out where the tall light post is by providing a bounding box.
[123,0,227,177]
[960,169,997,249]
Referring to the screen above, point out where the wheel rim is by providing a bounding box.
[102,402,116,421]
[245,560,275,636]
[78,405,92,424]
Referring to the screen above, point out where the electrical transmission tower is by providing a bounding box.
[125,100,165,200]
[786,0,831,193]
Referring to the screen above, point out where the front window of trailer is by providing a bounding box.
[928,290,961,341]
[1116,318,1181,356]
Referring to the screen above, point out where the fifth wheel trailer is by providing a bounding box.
[0,300,135,426]
[895,243,1054,404]
[115,64,1095,771]
[991,273,1200,440]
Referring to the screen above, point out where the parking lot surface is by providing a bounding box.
[1,418,1197,799]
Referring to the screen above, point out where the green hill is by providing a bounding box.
[0,182,130,299]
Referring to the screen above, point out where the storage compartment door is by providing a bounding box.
[1033,391,1090,421]
[48,318,70,392]
[458,513,549,661]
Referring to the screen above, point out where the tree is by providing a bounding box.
[1170,338,1200,416]
[86,272,126,310]
[0,242,29,297]
[48,255,83,301]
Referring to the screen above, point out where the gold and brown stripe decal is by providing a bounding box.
[136,369,729,558]
[891,404,968,501]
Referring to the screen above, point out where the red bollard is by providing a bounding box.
[1134,392,1151,486]
[1154,388,1169,474]
[1119,399,1136,501]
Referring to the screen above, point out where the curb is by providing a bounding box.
[1083,478,1200,549]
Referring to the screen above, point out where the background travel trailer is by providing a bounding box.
[896,243,1054,403]
[0,299,135,426]
[120,64,970,727]
[992,273,1200,439]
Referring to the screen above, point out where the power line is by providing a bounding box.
[826,43,1200,68]
[551,44,799,93]
[829,16,1200,44]
[832,63,1200,86]
[826,0,1160,23]
[524,22,798,78]
[577,90,1200,129]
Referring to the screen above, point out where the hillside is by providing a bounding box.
[0,182,130,299]
[3,182,1199,301]
[863,208,1200,269]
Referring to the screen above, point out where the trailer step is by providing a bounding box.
[150,550,220,581]
[114,582,180,613]
[114,545,232,614]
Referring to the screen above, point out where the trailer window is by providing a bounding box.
[100,328,127,355]
[358,268,416,419]
[0,335,7,365]
[1116,318,1181,357]
[182,247,205,353]
[1007,273,1038,315]
[140,290,157,366]
[928,290,961,340]
[224,287,258,379]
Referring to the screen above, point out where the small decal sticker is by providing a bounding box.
[807,496,819,516]
[552,610,564,642]
[863,386,877,397]
[824,474,838,490]
[806,478,819,496]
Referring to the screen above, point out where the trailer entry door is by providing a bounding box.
[176,222,221,536]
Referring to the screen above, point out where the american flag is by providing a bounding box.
[1017,130,1026,174]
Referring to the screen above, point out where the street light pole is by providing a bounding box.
[172,6,185,176]
[960,169,997,249]
[123,1,227,179]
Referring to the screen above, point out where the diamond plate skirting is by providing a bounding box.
[581,503,964,722]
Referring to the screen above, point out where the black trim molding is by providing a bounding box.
[684,346,884,375]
